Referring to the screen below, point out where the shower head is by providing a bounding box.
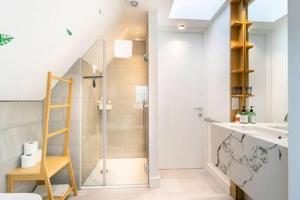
[92,65,100,74]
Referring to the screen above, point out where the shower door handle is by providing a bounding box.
[193,107,202,111]
[194,107,203,118]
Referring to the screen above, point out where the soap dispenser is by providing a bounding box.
[240,106,248,124]
[248,106,256,124]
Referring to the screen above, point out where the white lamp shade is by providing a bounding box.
[114,40,133,58]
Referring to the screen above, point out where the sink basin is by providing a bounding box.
[229,124,288,141]
[266,125,288,131]
[230,125,257,131]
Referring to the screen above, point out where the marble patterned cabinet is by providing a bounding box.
[211,123,288,200]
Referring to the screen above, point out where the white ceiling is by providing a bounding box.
[121,0,214,33]
[169,0,226,20]
[249,0,288,22]
[156,0,213,32]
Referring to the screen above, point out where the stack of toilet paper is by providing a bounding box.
[21,141,42,168]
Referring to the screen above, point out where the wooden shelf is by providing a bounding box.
[231,21,253,28]
[246,21,253,27]
[231,69,255,74]
[231,42,253,50]
[246,43,254,49]
[231,21,243,27]
[232,95,244,98]
[231,43,254,50]
[231,94,254,98]
[245,94,254,97]
[231,42,243,50]
[8,156,69,178]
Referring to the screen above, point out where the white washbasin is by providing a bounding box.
[229,124,288,144]
[266,125,288,131]
[230,125,257,131]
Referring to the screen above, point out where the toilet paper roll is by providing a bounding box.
[36,149,42,162]
[24,141,38,155]
[21,154,37,168]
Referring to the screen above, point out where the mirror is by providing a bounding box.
[248,0,288,123]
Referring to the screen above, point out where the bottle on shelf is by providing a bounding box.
[248,106,256,124]
[240,106,248,124]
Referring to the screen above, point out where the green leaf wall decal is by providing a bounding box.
[0,34,14,46]
[66,29,72,36]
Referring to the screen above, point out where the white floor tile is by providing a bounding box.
[72,169,231,200]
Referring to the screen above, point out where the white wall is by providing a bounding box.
[202,2,231,192]
[288,0,300,199]
[82,40,104,72]
[0,0,124,101]
[157,31,203,169]
[203,4,230,122]
[271,17,288,122]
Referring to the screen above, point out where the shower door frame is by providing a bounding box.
[81,40,149,189]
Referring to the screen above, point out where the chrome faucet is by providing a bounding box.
[284,113,288,122]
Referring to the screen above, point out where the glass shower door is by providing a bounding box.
[80,58,104,187]
[80,40,149,187]
[104,40,149,186]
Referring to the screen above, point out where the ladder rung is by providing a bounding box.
[47,128,69,138]
[49,104,70,109]
[52,75,72,83]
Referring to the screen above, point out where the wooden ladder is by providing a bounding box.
[7,72,78,200]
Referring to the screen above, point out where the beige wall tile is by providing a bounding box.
[106,41,148,159]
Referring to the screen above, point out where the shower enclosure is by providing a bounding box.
[80,40,149,187]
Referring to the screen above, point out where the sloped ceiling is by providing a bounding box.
[0,0,124,100]
[0,0,224,100]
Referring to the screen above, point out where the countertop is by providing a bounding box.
[212,122,288,148]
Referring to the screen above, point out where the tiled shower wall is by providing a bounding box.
[0,102,43,192]
[106,41,148,158]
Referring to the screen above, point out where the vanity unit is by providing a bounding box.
[211,123,288,200]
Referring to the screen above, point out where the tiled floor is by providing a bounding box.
[72,169,231,200]
[83,158,148,186]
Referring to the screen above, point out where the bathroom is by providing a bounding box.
[0,0,298,200]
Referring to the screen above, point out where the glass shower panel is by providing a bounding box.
[80,58,104,186]
[105,40,149,186]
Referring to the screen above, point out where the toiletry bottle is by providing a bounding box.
[240,106,248,124]
[248,106,256,124]
[235,111,241,123]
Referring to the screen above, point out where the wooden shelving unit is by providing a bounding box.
[230,0,254,122]
[230,0,255,199]
[7,72,78,200]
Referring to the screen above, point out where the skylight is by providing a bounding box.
[249,0,287,22]
[169,0,226,20]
